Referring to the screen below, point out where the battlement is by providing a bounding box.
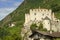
[30,8,52,12]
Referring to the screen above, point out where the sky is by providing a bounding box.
[0,0,24,20]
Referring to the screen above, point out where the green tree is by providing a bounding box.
[38,23,47,31]
[30,24,37,30]
[51,3,60,12]
[0,27,10,39]
[38,23,43,31]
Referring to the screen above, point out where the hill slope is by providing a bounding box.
[0,0,60,40]
[0,0,60,27]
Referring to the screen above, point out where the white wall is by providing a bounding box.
[25,14,30,24]
[29,9,52,22]
[43,20,50,30]
[24,8,60,32]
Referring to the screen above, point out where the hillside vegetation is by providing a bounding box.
[0,0,60,40]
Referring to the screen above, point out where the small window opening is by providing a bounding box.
[34,13,36,15]
[35,18,36,20]
[42,14,44,16]
[57,21,58,23]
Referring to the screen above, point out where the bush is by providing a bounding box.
[38,23,47,31]
[30,24,37,30]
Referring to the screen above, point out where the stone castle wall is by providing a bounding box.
[24,8,60,32]
[21,8,60,40]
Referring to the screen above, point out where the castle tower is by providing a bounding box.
[25,14,30,24]
[52,12,55,20]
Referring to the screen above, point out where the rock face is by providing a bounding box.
[21,21,32,40]
[21,28,32,40]
[21,8,60,40]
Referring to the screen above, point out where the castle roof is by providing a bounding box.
[29,30,60,38]
[36,30,60,38]
[43,16,51,20]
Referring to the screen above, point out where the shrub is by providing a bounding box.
[30,24,37,30]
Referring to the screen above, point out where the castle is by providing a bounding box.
[24,8,60,32]
[21,8,60,40]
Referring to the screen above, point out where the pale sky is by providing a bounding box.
[0,0,24,20]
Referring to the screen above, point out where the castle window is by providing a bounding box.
[30,20,32,21]
[35,9,36,11]
[34,13,36,15]
[38,9,39,11]
[48,23,49,24]
[42,14,44,16]
[42,18,43,19]
[57,21,58,23]
[47,14,49,15]
[35,18,36,20]
[44,10,46,11]
[41,10,42,11]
